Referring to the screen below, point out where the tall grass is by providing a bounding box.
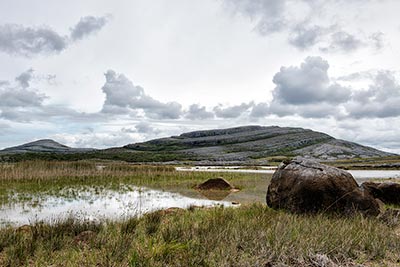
[0,161,176,182]
[1,204,399,266]
[0,161,268,205]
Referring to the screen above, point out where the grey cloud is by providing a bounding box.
[15,68,34,88]
[135,122,160,134]
[268,100,343,119]
[213,102,253,118]
[0,15,108,57]
[346,71,400,118]
[369,31,384,50]
[70,15,109,41]
[288,25,325,50]
[0,74,46,108]
[223,1,383,52]
[268,57,400,119]
[224,0,287,34]
[101,70,183,119]
[250,102,269,118]
[143,100,182,120]
[185,104,214,120]
[336,71,376,82]
[0,70,98,122]
[320,31,364,53]
[272,56,351,105]
[0,24,67,57]
[122,122,158,134]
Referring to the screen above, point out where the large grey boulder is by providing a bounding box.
[266,158,380,216]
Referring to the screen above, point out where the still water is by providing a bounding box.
[1,167,400,227]
[0,186,233,227]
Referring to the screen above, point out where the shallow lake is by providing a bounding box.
[2,167,400,227]
[0,186,233,227]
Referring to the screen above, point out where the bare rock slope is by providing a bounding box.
[124,125,393,161]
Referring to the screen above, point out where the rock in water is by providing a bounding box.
[196,177,234,190]
[362,182,400,205]
[266,158,380,216]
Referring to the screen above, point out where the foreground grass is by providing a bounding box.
[1,204,399,266]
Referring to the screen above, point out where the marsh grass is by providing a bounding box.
[1,161,400,266]
[1,204,400,266]
[0,161,266,205]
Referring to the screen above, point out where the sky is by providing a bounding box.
[0,0,400,153]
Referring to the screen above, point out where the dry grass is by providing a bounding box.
[1,161,400,266]
[1,204,400,266]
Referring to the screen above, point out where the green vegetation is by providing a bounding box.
[1,204,400,266]
[1,161,400,266]
[325,156,400,170]
[0,150,193,163]
[0,161,267,205]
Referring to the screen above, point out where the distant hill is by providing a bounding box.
[124,125,394,162]
[0,126,395,163]
[0,139,95,154]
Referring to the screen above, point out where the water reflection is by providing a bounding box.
[0,186,232,227]
[198,190,232,201]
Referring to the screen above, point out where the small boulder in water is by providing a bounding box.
[196,177,234,190]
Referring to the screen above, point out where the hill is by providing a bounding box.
[0,126,395,164]
[0,139,95,154]
[124,125,394,162]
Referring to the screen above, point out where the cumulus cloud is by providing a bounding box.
[0,15,109,57]
[213,102,253,118]
[272,56,351,105]
[267,57,400,120]
[185,104,214,120]
[70,15,109,41]
[101,70,183,119]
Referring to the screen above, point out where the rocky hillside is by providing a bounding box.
[0,126,395,163]
[0,139,94,154]
[124,125,394,162]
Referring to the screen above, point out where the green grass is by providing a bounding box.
[1,161,400,266]
[1,204,399,266]
[325,156,400,170]
[0,161,267,205]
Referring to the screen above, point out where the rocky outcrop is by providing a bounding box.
[362,182,400,205]
[196,177,234,190]
[124,125,395,161]
[266,158,380,216]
